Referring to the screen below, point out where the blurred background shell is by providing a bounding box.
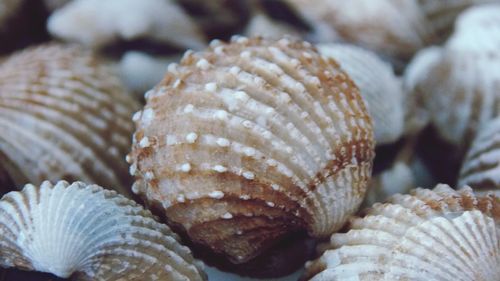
[0,44,139,197]
[459,116,500,196]
[0,0,22,28]
[318,43,404,145]
[403,4,500,147]
[0,181,207,280]
[128,36,375,267]
[303,184,500,281]
[284,0,433,65]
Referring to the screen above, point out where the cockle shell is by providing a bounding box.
[459,117,500,196]
[404,4,500,146]
[47,0,206,50]
[284,0,433,62]
[0,181,206,280]
[417,0,498,39]
[303,184,500,281]
[318,43,404,145]
[0,44,139,196]
[128,36,375,264]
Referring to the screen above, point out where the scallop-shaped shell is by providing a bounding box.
[303,184,500,281]
[47,0,205,49]
[128,36,375,263]
[418,0,498,39]
[0,44,139,196]
[459,116,500,196]
[285,0,433,62]
[0,181,206,280]
[404,4,500,146]
[318,43,404,145]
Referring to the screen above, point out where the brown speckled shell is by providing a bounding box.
[0,44,139,196]
[303,184,500,281]
[128,36,375,263]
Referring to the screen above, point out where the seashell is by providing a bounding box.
[284,0,433,62]
[0,0,22,28]
[128,36,375,264]
[0,44,139,197]
[0,180,206,280]
[303,184,500,280]
[119,51,180,96]
[417,0,498,39]
[318,43,404,145]
[364,161,416,206]
[43,0,70,11]
[459,116,500,196]
[403,4,500,146]
[47,0,206,50]
[244,13,302,40]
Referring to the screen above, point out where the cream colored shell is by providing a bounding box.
[459,117,500,196]
[128,36,375,263]
[404,4,500,146]
[0,181,206,280]
[318,43,404,145]
[304,184,500,281]
[0,44,139,196]
[284,0,433,62]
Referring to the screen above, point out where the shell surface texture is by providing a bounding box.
[459,116,500,196]
[129,36,375,264]
[0,181,207,280]
[318,43,404,145]
[304,184,500,281]
[0,44,139,196]
[404,4,500,146]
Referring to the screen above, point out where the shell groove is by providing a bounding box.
[404,4,500,146]
[304,184,500,281]
[459,117,500,196]
[0,181,206,280]
[318,43,404,145]
[0,44,139,196]
[129,36,375,263]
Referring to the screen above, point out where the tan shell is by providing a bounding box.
[318,43,404,145]
[404,4,500,146]
[285,0,433,62]
[417,0,498,39]
[303,184,500,281]
[459,116,500,196]
[0,181,206,280]
[0,44,139,196]
[128,36,375,264]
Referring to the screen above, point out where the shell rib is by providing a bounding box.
[47,0,205,49]
[284,0,433,62]
[303,184,500,281]
[459,117,500,196]
[128,36,375,263]
[318,43,404,145]
[0,181,206,280]
[404,4,500,146]
[0,44,139,196]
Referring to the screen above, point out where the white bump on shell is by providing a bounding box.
[204,82,217,92]
[212,165,227,173]
[139,137,150,148]
[208,190,224,199]
[185,132,198,143]
[180,163,191,173]
[221,212,233,219]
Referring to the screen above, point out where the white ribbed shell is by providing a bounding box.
[459,117,500,196]
[128,36,375,263]
[0,44,139,196]
[304,184,500,281]
[404,4,500,145]
[0,181,206,280]
[318,43,404,144]
[284,0,432,61]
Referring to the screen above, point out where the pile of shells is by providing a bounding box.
[128,36,375,265]
[303,184,500,280]
[0,181,206,280]
[0,44,139,196]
